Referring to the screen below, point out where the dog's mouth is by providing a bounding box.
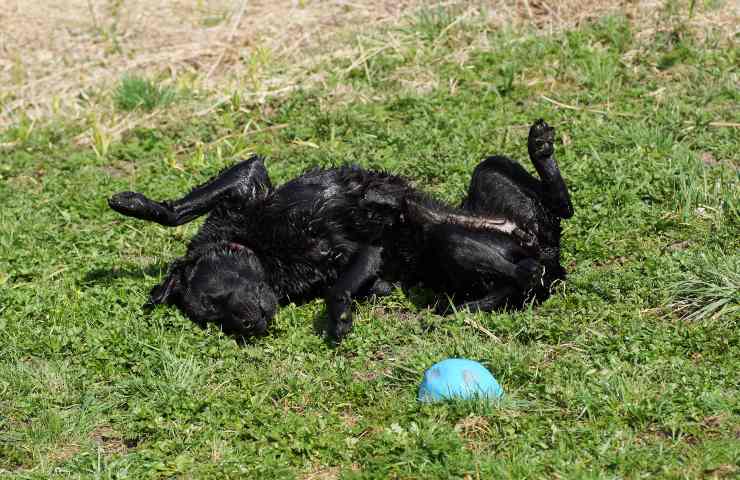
[214,241,255,259]
[226,241,248,252]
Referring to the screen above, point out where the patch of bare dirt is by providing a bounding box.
[47,443,81,463]
[90,425,128,455]
[302,466,341,480]
[704,464,738,479]
[700,414,727,430]
[636,425,704,446]
[302,463,359,480]
[340,409,360,429]
[100,160,135,178]
[455,415,492,452]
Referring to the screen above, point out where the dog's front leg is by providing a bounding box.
[326,245,384,341]
[108,155,272,226]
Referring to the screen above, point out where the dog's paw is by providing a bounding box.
[327,293,354,342]
[108,191,151,215]
[512,227,539,251]
[528,119,555,161]
[367,279,394,298]
[108,192,172,223]
[329,317,353,342]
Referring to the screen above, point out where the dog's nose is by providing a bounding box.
[233,313,266,336]
[251,320,268,336]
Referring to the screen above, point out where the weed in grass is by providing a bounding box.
[90,115,112,159]
[669,251,739,323]
[413,4,464,43]
[114,75,176,112]
[87,0,126,55]
[202,12,228,28]
[244,45,273,92]
[591,15,634,53]
[671,149,738,223]
[10,53,26,86]
[6,114,35,144]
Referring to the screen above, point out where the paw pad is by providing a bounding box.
[528,119,555,159]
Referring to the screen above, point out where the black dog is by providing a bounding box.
[108,119,573,341]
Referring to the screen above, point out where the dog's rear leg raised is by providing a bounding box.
[108,155,272,226]
[528,120,574,219]
[403,197,538,251]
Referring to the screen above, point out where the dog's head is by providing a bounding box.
[147,243,278,337]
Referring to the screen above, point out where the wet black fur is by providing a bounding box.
[108,119,573,341]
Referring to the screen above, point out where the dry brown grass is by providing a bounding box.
[455,415,492,452]
[0,0,418,126]
[301,465,341,480]
[1,0,736,130]
[301,462,360,480]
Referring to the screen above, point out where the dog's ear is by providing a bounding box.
[144,261,184,311]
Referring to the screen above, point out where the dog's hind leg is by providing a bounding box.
[527,119,574,219]
[404,197,538,251]
[461,119,573,224]
[108,155,272,226]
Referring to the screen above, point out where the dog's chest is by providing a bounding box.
[228,206,356,298]
[271,211,355,264]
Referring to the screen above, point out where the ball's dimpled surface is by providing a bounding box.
[418,358,503,403]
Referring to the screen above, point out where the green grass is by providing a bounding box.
[113,76,176,112]
[669,251,739,323]
[1,9,739,479]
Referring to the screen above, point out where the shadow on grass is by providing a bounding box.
[83,262,170,285]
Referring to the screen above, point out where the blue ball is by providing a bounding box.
[418,358,503,403]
